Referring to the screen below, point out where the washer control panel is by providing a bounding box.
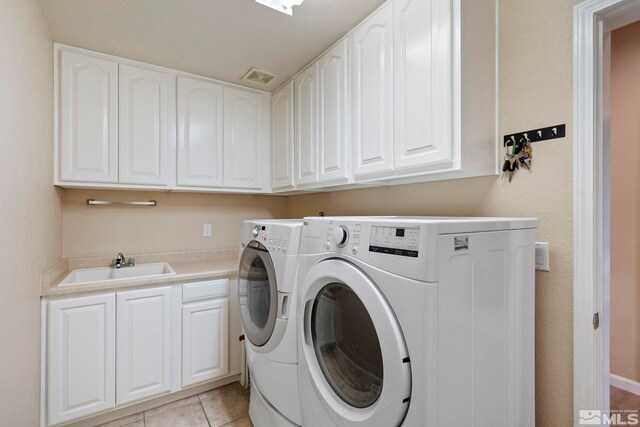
[369,226,420,257]
[331,226,349,247]
[301,217,433,282]
[314,220,423,258]
[251,224,289,254]
[326,222,362,251]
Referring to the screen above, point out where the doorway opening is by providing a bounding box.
[608,20,640,418]
[574,0,640,424]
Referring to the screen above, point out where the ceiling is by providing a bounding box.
[35,0,386,91]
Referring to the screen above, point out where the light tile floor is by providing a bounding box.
[98,382,252,427]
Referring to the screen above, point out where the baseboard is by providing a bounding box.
[611,373,640,396]
[64,374,241,427]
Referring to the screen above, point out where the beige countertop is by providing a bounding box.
[41,249,239,297]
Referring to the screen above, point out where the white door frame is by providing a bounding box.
[574,0,640,424]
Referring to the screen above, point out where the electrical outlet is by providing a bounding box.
[535,242,550,271]
[203,224,212,238]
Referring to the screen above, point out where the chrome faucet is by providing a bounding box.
[112,252,126,269]
[112,252,135,269]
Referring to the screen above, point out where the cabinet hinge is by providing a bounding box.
[593,312,600,330]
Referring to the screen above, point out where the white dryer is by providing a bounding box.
[239,220,303,426]
[297,217,538,426]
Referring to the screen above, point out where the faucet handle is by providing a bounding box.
[127,258,136,267]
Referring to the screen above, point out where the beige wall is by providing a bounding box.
[62,190,288,257]
[288,0,577,425]
[0,0,62,424]
[610,21,640,384]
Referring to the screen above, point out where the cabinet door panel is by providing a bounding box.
[177,77,224,187]
[319,39,349,183]
[394,0,453,170]
[352,3,394,178]
[119,64,170,185]
[223,87,263,189]
[59,51,118,183]
[116,287,173,405]
[48,294,116,425]
[182,299,229,387]
[271,81,295,190]
[295,64,319,185]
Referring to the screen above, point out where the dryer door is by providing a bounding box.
[300,259,412,426]
[238,242,277,347]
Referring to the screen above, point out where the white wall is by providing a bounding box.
[0,0,62,424]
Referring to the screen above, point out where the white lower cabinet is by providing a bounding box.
[48,294,116,426]
[116,287,174,405]
[182,299,229,387]
[45,280,232,426]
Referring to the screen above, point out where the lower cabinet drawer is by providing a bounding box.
[182,299,229,387]
[183,279,229,303]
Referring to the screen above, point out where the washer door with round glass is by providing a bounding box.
[238,241,277,347]
[300,259,411,426]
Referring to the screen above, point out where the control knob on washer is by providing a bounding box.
[331,226,349,247]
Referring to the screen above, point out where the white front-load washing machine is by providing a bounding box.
[297,217,538,426]
[239,220,303,426]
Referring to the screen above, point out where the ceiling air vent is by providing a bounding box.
[242,67,279,86]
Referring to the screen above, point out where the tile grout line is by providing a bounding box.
[198,394,213,427]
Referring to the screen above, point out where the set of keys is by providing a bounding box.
[502,134,533,180]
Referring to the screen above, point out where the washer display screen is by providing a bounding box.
[369,226,419,257]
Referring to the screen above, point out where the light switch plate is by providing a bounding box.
[203,224,212,238]
[535,242,550,271]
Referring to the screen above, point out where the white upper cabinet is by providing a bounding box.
[48,294,116,425]
[223,87,263,189]
[318,39,350,184]
[351,2,395,179]
[116,287,174,405]
[394,0,453,171]
[119,64,171,185]
[295,63,319,186]
[59,50,118,183]
[176,77,224,188]
[271,81,295,190]
[55,46,269,193]
[54,0,497,195]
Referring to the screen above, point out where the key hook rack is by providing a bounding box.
[503,124,566,147]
